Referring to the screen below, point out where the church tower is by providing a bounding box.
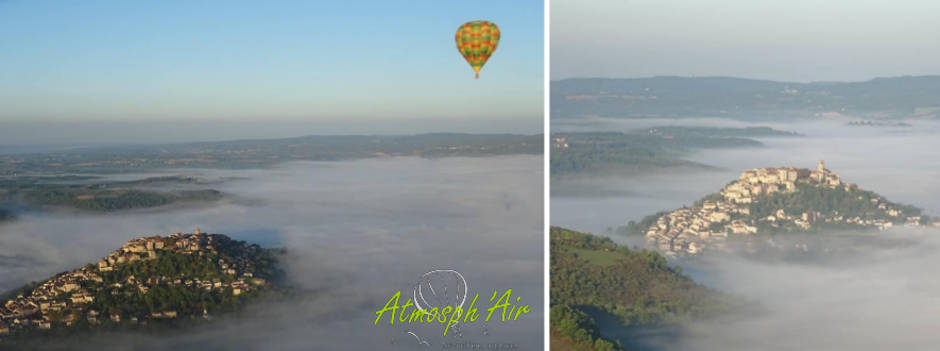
[817,160,825,173]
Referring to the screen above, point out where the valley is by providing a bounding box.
[550,117,940,350]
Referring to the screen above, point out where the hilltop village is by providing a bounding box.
[645,161,936,257]
[0,229,273,337]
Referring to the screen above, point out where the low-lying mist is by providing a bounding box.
[552,118,940,350]
[0,155,544,350]
[634,226,940,351]
[552,118,940,237]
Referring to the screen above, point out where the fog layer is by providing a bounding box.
[552,118,940,350]
[552,118,940,236]
[0,155,543,350]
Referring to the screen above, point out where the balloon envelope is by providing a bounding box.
[455,20,500,79]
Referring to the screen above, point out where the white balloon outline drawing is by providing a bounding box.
[405,269,469,345]
[413,269,469,314]
[407,331,431,347]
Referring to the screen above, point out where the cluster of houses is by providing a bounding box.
[0,228,266,336]
[723,160,843,205]
[0,267,98,333]
[552,137,569,149]
[645,161,928,257]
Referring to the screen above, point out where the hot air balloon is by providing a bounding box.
[455,20,500,79]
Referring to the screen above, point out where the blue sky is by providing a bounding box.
[0,1,543,135]
[553,0,940,81]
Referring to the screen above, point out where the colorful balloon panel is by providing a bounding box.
[455,20,500,79]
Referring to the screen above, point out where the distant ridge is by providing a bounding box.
[0,133,543,173]
[552,75,940,120]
